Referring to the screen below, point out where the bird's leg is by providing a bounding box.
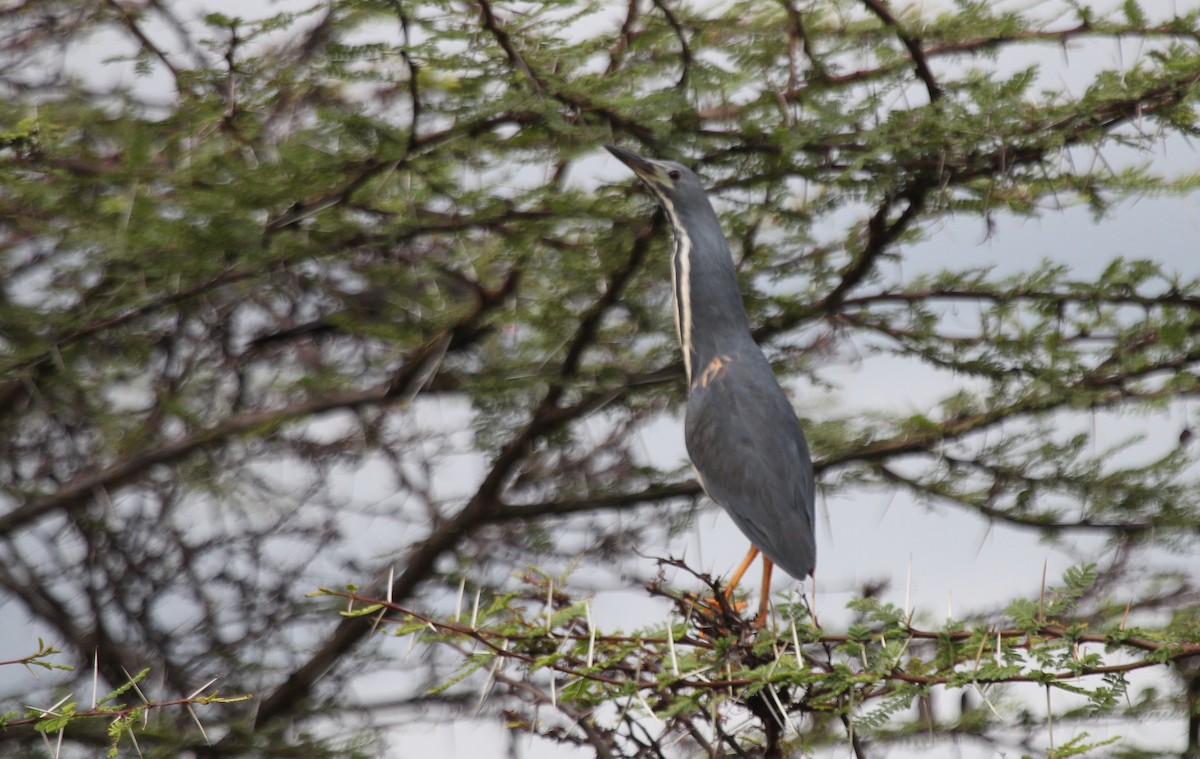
[754,558,774,629]
[723,545,760,603]
[683,546,761,637]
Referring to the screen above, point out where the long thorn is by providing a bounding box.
[904,554,913,625]
[187,676,220,701]
[1039,559,1048,623]
[767,684,797,736]
[586,602,596,668]
[973,683,1003,720]
[187,704,212,745]
[454,577,466,623]
[667,624,679,676]
[1045,685,1054,753]
[25,692,73,717]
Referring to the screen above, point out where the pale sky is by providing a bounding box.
[5,1,1200,757]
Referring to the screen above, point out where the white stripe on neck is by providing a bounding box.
[658,192,693,384]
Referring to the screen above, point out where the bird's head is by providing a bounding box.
[604,144,709,212]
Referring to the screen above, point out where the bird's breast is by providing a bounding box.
[691,354,732,391]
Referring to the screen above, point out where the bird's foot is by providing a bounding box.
[679,591,753,639]
[682,590,747,615]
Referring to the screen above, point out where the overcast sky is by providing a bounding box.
[6,1,1200,756]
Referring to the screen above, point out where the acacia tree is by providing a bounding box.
[2,0,1200,756]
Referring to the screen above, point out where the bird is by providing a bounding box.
[605,144,816,627]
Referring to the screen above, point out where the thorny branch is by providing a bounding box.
[859,0,942,102]
[3,3,1200,757]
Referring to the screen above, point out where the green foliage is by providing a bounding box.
[2,0,1200,756]
[7,659,252,756]
[326,563,1200,756]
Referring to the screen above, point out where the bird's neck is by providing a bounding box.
[668,205,756,383]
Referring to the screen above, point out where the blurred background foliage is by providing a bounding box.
[2,0,1200,756]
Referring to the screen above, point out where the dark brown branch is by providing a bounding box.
[877,464,1199,534]
[103,0,182,88]
[799,23,1191,101]
[497,345,1200,533]
[476,0,545,95]
[392,0,423,155]
[0,278,512,535]
[250,217,656,730]
[648,0,692,88]
[333,590,1200,688]
[606,0,640,74]
[841,286,1200,311]
[492,482,702,522]
[779,0,822,90]
[860,0,942,102]
[820,188,925,314]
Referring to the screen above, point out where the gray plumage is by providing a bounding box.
[605,144,816,582]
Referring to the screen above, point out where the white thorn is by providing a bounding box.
[791,619,804,670]
[1045,686,1055,753]
[904,554,913,625]
[585,601,596,669]
[476,641,505,713]
[667,625,679,676]
[454,577,466,623]
[187,703,211,745]
[25,692,73,718]
[767,684,798,736]
[973,682,1003,720]
[404,628,418,662]
[126,719,144,758]
[634,686,663,727]
[186,676,219,701]
[846,687,855,759]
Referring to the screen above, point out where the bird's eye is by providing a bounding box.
[668,169,681,180]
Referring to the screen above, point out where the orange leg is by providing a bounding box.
[724,545,776,627]
[755,558,774,629]
[724,545,760,602]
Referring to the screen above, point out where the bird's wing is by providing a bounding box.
[684,349,816,580]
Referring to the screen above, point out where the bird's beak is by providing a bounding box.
[604,144,662,184]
